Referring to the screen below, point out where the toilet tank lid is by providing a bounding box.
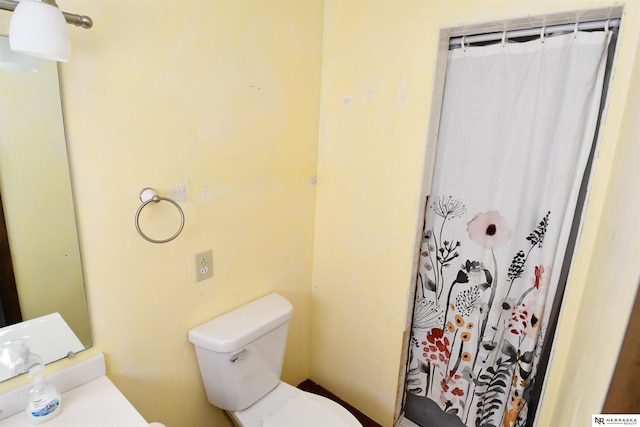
[188,293,293,353]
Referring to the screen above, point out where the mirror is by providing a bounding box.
[0,37,91,382]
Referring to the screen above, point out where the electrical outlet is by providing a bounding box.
[195,249,213,282]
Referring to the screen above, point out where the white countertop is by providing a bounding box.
[0,354,150,427]
[0,375,149,427]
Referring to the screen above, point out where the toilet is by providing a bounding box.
[188,293,362,427]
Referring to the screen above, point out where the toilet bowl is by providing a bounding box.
[232,381,361,427]
[188,292,362,427]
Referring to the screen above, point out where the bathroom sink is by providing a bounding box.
[0,354,151,426]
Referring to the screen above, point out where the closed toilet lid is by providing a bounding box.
[262,393,361,427]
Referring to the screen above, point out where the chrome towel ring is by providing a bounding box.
[135,188,185,244]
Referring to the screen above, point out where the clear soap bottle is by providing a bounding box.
[26,364,61,424]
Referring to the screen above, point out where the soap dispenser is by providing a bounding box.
[26,364,61,424]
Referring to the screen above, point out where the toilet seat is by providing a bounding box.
[232,382,362,427]
[263,392,359,427]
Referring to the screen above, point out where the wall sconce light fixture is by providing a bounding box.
[0,0,92,63]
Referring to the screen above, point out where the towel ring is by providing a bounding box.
[135,188,185,244]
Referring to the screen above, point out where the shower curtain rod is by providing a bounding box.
[449,18,620,47]
[0,0,92,29]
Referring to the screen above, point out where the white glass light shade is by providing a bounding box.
[0,36,39,72]
[9,0,70,62]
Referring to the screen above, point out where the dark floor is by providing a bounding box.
[297,379,383,427]
[603,284,640,413]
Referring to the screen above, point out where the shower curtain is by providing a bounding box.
[404,29,611,427]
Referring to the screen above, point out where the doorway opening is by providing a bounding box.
[397,7,622,427]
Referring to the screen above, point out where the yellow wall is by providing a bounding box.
[43,1,322,426]
[0,1,639,427]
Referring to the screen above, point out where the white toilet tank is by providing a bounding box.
[188,293,293,411]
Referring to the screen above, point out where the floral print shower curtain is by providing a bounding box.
[404,30,611,427]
